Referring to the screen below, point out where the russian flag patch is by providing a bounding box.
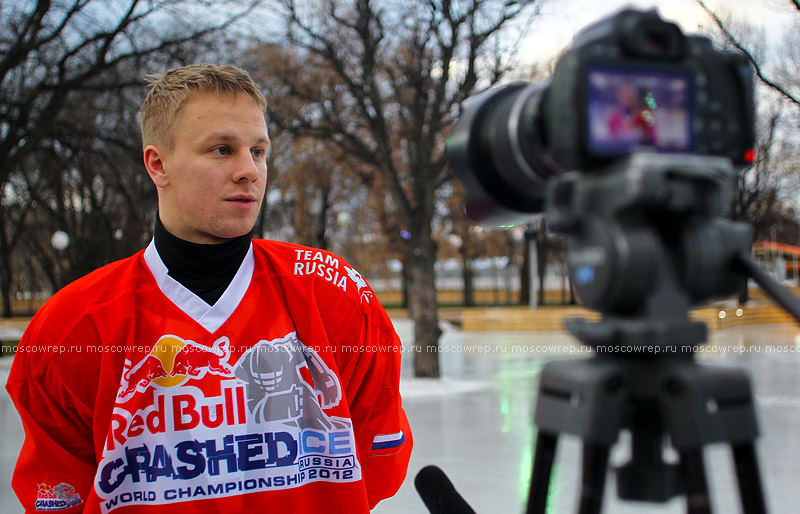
[371,432,406,456]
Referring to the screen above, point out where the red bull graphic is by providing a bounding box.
[172,337,233,378]
[36,482,83,511]
[97,332,360,513]
[117,336,233,403]
[117,355,168,400]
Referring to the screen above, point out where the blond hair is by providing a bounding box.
[139,64,267,150]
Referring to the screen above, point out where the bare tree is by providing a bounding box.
[254,0,543,377]
[270,137,361,250]
[735,104,800,241]
[0,0,257,316]
[697,0,800,242]
[18,76,159,289]
[438,182,517,307]
[698,0,800,107]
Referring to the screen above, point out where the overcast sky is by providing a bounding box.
[520,0,797,63]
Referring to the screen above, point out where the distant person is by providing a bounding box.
[607,82,658,147]
[7,64,411,513]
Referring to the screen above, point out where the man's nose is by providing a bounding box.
[233,150,262,182]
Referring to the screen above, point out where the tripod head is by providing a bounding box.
[547,153,752,349]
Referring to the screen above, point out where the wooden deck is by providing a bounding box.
[458,303,799,332]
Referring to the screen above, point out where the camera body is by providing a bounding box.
[546,8,754,169]
[447,8,755,227]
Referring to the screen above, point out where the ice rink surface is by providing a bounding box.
[1,320,798,513]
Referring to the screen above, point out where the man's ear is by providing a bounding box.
[143,144,170,188]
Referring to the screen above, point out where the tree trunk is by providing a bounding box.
[0,251,13,318]
[401,263,410,310]
[313,188,330,250]
[460,246,475,307]
[520,227,533,305]
[537,221,548,307]
[0,208,13,318]
[406,242,441,378]
[570,275,577,305]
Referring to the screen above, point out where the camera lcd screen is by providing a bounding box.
[586,65,693,156]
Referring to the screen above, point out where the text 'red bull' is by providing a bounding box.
[107,384,247,452]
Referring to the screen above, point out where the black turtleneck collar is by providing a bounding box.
[153,216,252,306]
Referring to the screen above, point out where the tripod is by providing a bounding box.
[416,156,799,514]
[525,317,767,514]
[521,156,789,514]
[416,261,788,514]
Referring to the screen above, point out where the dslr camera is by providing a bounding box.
[448,8,757,318]
[448,7,755,226]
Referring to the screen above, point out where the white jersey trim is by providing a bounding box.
[143,239,254,333]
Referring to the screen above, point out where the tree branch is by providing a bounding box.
[698,0,800,106]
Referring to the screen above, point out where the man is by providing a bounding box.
[7,64,412,513]
[606,82,658,148]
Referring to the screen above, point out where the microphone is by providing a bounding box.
[414,465,477,514]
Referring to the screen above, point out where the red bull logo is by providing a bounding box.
[172,337,233,378]
[117,336,233,403]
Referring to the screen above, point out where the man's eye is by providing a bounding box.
[212,147,230,156]
[252,148,266,159]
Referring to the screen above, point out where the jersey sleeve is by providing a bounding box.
[266,242,413,509]
[5,314,97,513]
[339,317,412,509]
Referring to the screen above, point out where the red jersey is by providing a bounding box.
[7,239,412,513]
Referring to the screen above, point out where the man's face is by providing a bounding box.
[618,83,637,110]
[146,93,269,244]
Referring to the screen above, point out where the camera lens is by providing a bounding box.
[478,83,555,203]
[446,82,560,226]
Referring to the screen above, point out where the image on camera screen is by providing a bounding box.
[586,64,693,156]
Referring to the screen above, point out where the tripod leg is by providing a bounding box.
[679,449,712,514]
[578,442,609,514]
[526,431,559,514]
[732,442,768,514]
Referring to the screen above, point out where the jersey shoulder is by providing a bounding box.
[252,239,379,314]
[13,250,152,377]
[25,250,151,341]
